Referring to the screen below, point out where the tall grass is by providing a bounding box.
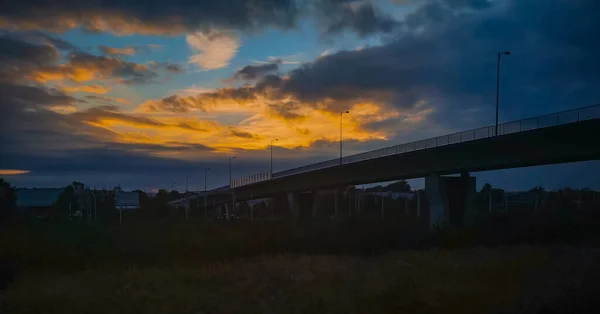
[2,206,600,313]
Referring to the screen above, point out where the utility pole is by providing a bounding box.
[496,51,511,136]
[340,111,349,165]
[185,176,191,193]
[204,167,210,219]
[270,138,278,177]
[228,157,235,220]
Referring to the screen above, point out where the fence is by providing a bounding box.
[231,171,271,188]
[231,104,600,187]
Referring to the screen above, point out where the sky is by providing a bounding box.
[1,0,599,192]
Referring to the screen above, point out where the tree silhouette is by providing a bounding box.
[481,183,492,193]
[0,178,17,221]
[387,180,411,192]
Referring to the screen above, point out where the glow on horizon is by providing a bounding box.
[0,170,30,176]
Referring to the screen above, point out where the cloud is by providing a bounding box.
[186,31,240,70]
[0,34,183,89]
[0,0,300,35]
[33,52,160,84]
[99,44,164,56]
[229,129,260,139]
[231,60,281,81]
[99,45,137,56]
[0,33,59,83]
[12,30,78,50]
[165,64,184,73]
[0,169,30,175]
[267,102,306,122]
[1,33,181,87]
[85,95,130,105]
[138,95,204,113]
[318,0,401,37]
[62,84,111,94]
[138,86,259,113]
[188,0,600,129]
[0,1,410,40]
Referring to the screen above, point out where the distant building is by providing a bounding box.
[115,191,140,211]
[15,188,63,210]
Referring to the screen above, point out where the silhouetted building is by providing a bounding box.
[15,188,63,210]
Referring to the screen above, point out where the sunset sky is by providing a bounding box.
[1,0,599,191]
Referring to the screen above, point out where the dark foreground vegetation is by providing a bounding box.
[2,203,600,314]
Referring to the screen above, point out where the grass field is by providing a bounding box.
[2,209,600,313]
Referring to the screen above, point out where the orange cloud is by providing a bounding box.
[0,169,30,175]
[62,84,111,94]
[99,45,136,56]
[28,52,158,85]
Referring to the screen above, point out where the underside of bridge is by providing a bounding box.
[197,118,600,225]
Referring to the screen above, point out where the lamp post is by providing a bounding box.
[340,111,350,165]
[185,175,191,193]
[270,138,278,177]
[228,157,235,220]
[496,51,511,136]
[204,167,209,219]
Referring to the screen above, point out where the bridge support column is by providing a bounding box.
[426,173,476,229]
[287,192,301,219]
[286,191,318,220]
[223,203,229,219]
[311,191,325,218]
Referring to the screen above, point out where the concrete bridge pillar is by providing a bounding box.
[333,189,338,217]
[426,173,476,229]
[311,190,325,218]
[287,192,301,219]
[223,203,229,220]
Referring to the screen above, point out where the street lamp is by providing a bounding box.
[270,138,278,177]
[496,51,511,136]
[204,167,210,218]
[229,157,235,187]
[185,175,191,193]
[228,157,235,220]
[340,111,350,165]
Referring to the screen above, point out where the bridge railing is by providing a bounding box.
[270,104,600,180]
[231,170,271,188]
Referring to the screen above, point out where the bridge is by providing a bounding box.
[198,104,600,227]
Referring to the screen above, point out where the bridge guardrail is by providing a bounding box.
[231,170,271,188]
[272,104,600,180]
[230,104,600,187]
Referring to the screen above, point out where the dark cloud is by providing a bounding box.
[319,0,401,37]
[99,44,164,56]
[231,60,280,81]
[230,129,260,139]
[72,106,211,134]
[267,102,306,122]
[20,31,78,50]
[0,0,407,38]
[175,0,600,128]
[165,63,184,73]
[0,0,300,35]
[72,52,157,84]
[140,86,260,113]
[0,83,75,109]
[0,33,180,86]
[98,45,138,56]
[85,95,122,104]
[140,95,204,113]
[0,33,58,82]
[0,83,216,186]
